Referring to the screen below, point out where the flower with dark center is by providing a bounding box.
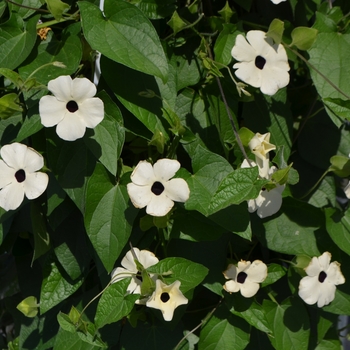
[299,252,345,307]
[0,143,48,211]
[39,75,104,141]
[231,30,290,95]
[127,159,190,217]
[146,280,188,321]
[223,260,267,298]
[111,248,159,305]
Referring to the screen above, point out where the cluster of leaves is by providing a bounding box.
[1,0,350,349]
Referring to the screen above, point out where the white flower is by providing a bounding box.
[271,0,287,4]
[0,143,48,211]
[249,132,276,179]
[242,159,285,218]
[111,248,159,304]
[231,30,290,95]
[146,280,188,321]
[127,159,190,217]
[223,260,267,298]
[298,252,345,308]
[39,75,104,141]
[345,181,350,199]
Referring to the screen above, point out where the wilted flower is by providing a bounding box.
[111,248,159,304]
[231,30,290,95]
[0,143,48,211]
[249,132,276,178]
[298,252,345,308]
[223,260,267,298]
[39,75,104,141]
[146,280,188,321]
[127,159,190,217]
[242,159,285,218]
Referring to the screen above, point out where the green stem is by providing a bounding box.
[36,17,73,29]
[299,169,331,200]
[268,292,279,305]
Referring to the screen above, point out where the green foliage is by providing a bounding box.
[1,0,350,349]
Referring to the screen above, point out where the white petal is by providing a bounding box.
[318,251,331,271]
[1,143,28,169]
[246,30,271,57]
[48,75,73,102]
[130,161,156,186]
[23,172,48,199]
[121,248,140,272]
[146,194,174,217]
[305,256,322,277]
[317,282,336,307]
[298,275,320,305]
[22,147,44,173]
[71,77,97,102]
[223,264,237,280]
[78,98,104,128]
[326,261,345,285]
[240,280,260,298]
[39,96,66,127]
[234,61,262,88]
[153,159,180,182]
[138,250,159,269]
[55,113,87,141]
[256,186,283,218]
[164,178,190,203]
[237,260,251,272]
[0,160,15,188]
[247,198,258,213]
[271,0,287,3]
[111,267,132,283]
[231,34,257,62]
[0,182,25,211]
[224,280,240,293]
[260,66,290,95]
[127,183,152,209]
[344,181,350,199]
[246,260,267,283]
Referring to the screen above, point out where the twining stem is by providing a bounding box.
[268,292,279,305]
[173,298,223,350]
[286,46,350,100]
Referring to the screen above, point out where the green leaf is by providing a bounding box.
[209,167,269,214]
[132,0,176,20]
[167,10,187,35]
[19,25,83,85]
[261,263,287,287]
[199,304,250,350]
[322,289,350,315]
[291,26,318,50]
[218,1,235,24]
[267,18,285,45]
[325,207,350,256]
[45,0,70,20]
[16,113,43,142]
[214,24,239,65]
[308,33,350,126]
[16,296,39,318]
[323,97,350,121]
[30,202,51,262]
[260,197,321,256]
[79,0,168,82]
[95,278,139,329]
[0,68,23,88]
[84,91,124,176]
[0,14,39,70]
[147,257,208,293]
[0,93,23,119]
[329,155,350,177]
[85,165,138,272]
[8,0,42,18]
[264,298,310,350]
[185,144,234,216]
[40,259,83,314]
